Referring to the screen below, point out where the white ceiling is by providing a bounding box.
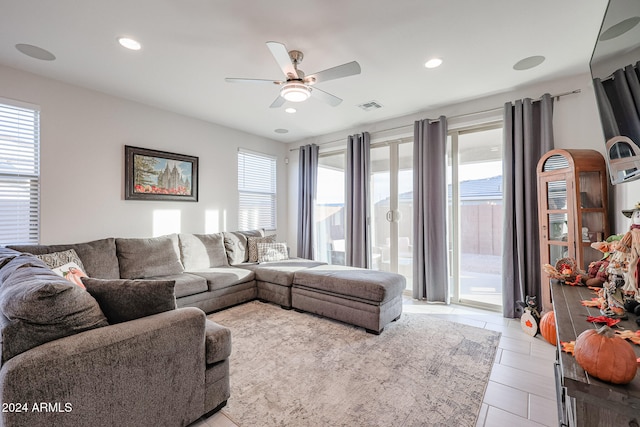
[0,1,609,143]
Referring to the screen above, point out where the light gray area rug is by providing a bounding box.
[210,301,501,427]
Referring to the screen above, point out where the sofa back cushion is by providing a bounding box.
[0,254,108,364]
[116,234,184,279]
[6,238,120,279]
[178,233,229,270]
[223,229,264,265]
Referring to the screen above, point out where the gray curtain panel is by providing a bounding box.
[502,94,554,318]
[593,62,640,151]
[346,132,371,268]
[412,117,448,302]
[297,144,319,259]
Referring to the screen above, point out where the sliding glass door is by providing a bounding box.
[315,151,346,265]
[370,140,413,291]
[448,125,503,309]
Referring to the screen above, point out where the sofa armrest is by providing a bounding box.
[0,307,206,427]
[205,319,231,364]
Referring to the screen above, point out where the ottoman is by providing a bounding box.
[292,265,405,334]
[241,259,327,308]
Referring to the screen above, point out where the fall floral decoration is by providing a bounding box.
[574,326,638,384]
[542,257,584,286]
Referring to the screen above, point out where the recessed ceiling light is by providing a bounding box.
[118,37,142,51]
[513,55,545,71]
[599,16,640,41]
[285,108,297,114]
[424,58,443,69]
[274,128,289,134]
[15,44,56,61]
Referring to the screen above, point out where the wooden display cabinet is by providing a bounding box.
[537,149,609,313]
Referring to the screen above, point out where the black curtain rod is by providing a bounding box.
[289,89,581,152]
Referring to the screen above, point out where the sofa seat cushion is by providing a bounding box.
[116,234,184,279]
[204,320,231,364]
[293,265,406,304]
[248,259,327,286]
[146,273,207,298]
[189,267,255,291]
[179,233,229,270]
[0,254,108,363]
[7,238,120,279]
[81,277,177,323]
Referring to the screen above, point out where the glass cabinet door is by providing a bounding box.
[549,244,569,265]
[548,213,568,242]
[546,180,567,210]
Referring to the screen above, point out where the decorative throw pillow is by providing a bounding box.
[52,262,88,288]
[35,248,86,271]
[257,242,289,263]
[223,229,265,265]
[35,249,88,288]
[247,234,276,263]
[81,277,177,324]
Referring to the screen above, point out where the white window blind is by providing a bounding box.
[238,149,276,230]
[0,101,40,245]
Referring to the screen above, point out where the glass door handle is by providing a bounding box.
[386,210,401,223]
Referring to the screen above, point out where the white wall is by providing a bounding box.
[4,63,638,247]
[0,64,289,244]
[286,71,640,254]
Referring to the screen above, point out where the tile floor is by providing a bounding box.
[192,297,559,427]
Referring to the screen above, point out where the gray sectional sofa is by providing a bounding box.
[1,229,405,426]
[0,246,231,427]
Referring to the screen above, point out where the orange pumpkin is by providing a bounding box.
[574,326,638,384]
[540,311,557,345]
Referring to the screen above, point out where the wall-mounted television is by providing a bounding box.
[590,0,640,185]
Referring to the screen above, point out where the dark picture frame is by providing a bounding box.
[125,145,199,202]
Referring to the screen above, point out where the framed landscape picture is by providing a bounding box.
[125,145,199,202]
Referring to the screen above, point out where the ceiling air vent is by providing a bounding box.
[358,100,383,111]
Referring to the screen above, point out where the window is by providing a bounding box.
[237,149,276,230]
[0,100,40,245]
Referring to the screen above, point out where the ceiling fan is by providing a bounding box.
[225,41,361,108]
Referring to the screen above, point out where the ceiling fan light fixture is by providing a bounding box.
[281,82,311,102]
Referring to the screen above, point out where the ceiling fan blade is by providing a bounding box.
[266,41,298,79]
[269,96,286,108]
[310,87,342,107]
[225,77,282,85]
[305,61,361,84]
